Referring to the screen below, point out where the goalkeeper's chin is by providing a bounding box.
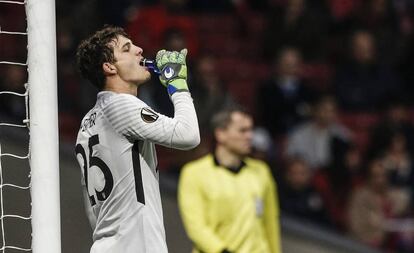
[136,71,151,86]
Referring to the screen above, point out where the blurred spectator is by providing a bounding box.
[348,157,410,249]
[262,0,331,61]
[278,158,331,227]
[368,97,414,158]
[382,132,414,204]
[256,47,315,137]
[327,0,400,64]
[352,0,399,63]
[57,23,77,60]
[126,0,199,60]
[334,30,403,111]
[57,21,84,115]
[191,54,234,133]
[162,28,188,52]
[314,138,362,231]
[285,94,351,170]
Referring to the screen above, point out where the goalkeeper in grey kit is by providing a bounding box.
[75,26,200,253]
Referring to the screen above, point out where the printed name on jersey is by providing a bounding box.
[141,107,159,123]
[81,112,97,131]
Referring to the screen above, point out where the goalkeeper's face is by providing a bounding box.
[217,112,253,157]
[110,35,151,85]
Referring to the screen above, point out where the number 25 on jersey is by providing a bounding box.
[75,134,114,206]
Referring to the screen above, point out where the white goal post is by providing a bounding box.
[26,0,61,252]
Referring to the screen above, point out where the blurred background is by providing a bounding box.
[2,0,414,252]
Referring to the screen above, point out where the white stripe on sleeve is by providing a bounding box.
[102,93,200,150]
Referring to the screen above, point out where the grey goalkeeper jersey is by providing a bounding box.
[75,91,200,253]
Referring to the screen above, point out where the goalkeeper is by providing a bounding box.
[75,25,199,253]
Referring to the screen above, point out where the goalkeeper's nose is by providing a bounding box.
[133,44,143,55]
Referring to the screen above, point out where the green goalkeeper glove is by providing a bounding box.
[156,48,189,95]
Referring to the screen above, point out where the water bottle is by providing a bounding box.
[140,58,160,75]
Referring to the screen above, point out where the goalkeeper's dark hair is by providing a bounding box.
[210,104,250,131]
[76,25,128,90]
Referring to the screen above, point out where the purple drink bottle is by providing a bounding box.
[140,58,160,75]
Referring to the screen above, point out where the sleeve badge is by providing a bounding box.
[141,107,159,123]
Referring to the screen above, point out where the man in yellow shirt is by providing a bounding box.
[178,106,282,253]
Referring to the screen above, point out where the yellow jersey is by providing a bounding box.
[178,154,282,253]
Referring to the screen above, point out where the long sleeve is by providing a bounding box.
[169,92,201,149]
[102,92,200,150]
[178,165,226,253]
[263,167,282,253]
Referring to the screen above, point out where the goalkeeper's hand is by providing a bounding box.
[156,48,189,95]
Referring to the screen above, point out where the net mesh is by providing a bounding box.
[0,0,32,251]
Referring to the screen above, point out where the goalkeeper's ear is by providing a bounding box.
[103,62,117,76]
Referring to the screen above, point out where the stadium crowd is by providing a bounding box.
[2,0,414,252]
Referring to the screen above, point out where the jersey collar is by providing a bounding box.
[213,153,246,174]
